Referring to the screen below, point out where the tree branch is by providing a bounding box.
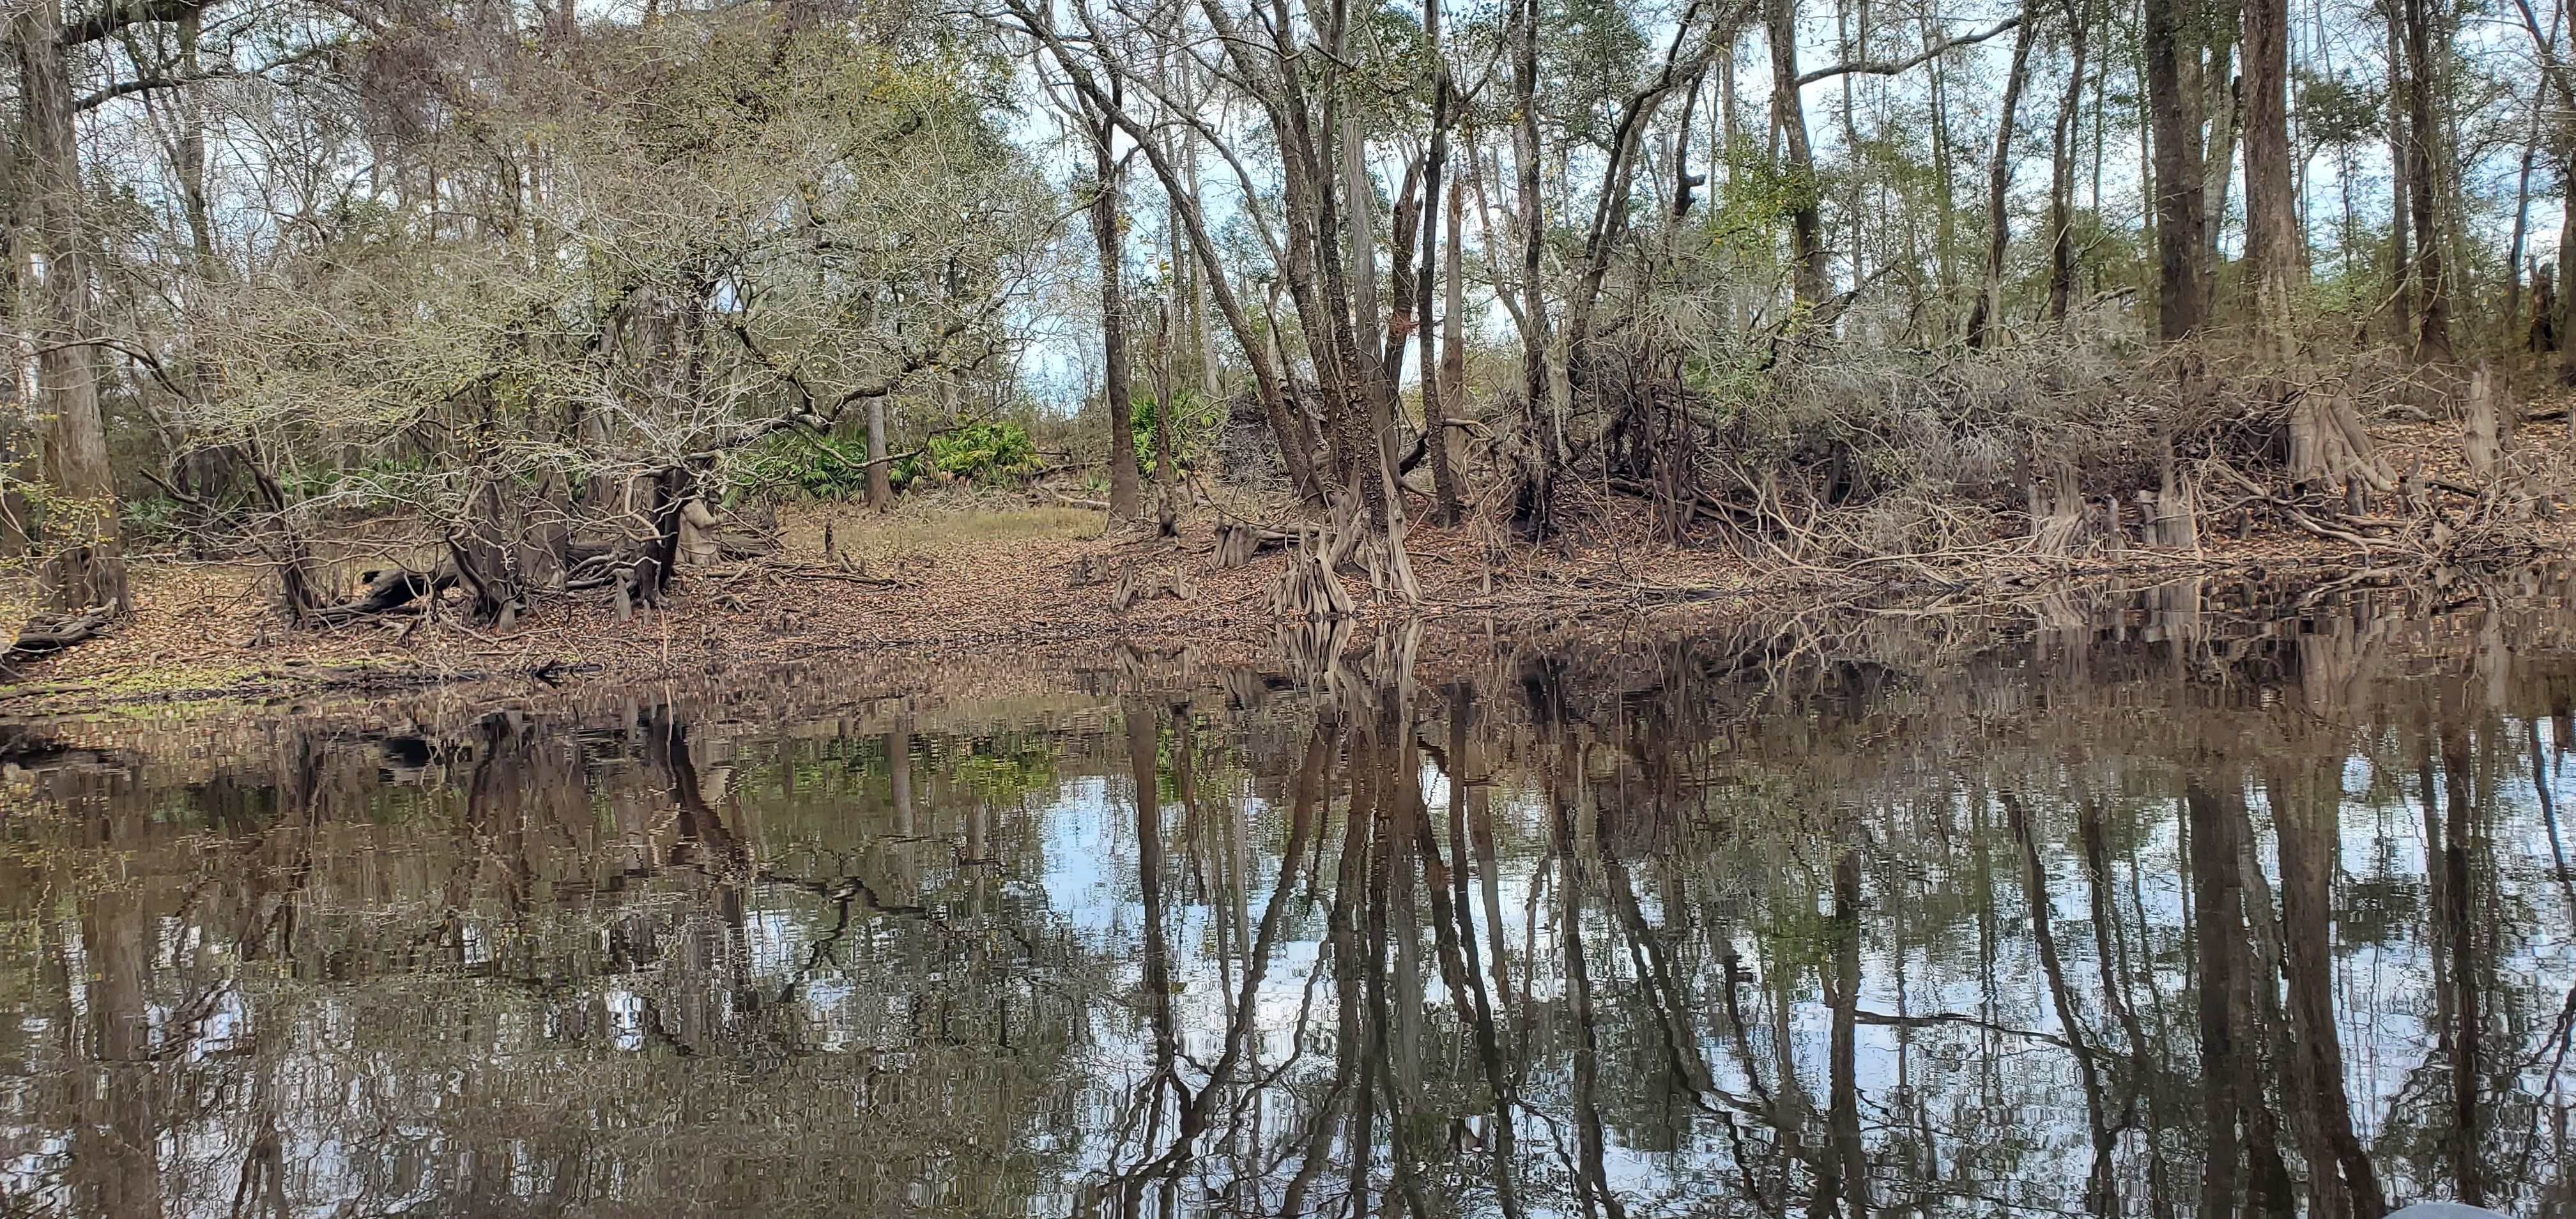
[1794,15,2023,88]
[693,303,1003,461]
[2508,0,2576,111]
[75,42,341,112]
[59,0,208,47]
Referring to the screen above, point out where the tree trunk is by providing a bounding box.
[248,459,326,620]
[1024,1,1323,503]
[2560,143,2576,381]
[2508,135,2536,346]
[1768,0,1832,305]
[1434,178,1467,525]
[2186,781,2244,1219]
[2402,0,2453,362]
[77,887,167,1219]
[2533,261,2559,353]
[2146,0,2209,341]
[2199,30,2242,300]
[864,395,893,510]
[1416,2,1462,528]
[2437,729,2484,1204]
[2273,764,2391,1219]
[2385,3,2414,346]
[14,0,128,612]
[2007,792,2120,1214]
[1933,34,1960,307]
[1089,115,1144,519]
[2048,0,2090,321]
[2243,0,2304,354]
[1825,845,1871,1219]
[1968,1,2041,348]
[1512,0,1559,532]
[1340,128,1400,530]
[173,11,216,272]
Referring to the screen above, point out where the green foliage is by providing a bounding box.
[747,433,876,500]
[744,418,1038,501]
[2296,70,2385,151]
[906,418,1040,484]
[1130,391,1222,477]
[1538,0,1646,143]
[1705,141,1815,256]
[119,496,190,541]
[944,735,1061,803]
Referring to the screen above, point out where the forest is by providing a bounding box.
[0,0,2568,652]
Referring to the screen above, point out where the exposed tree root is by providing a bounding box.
[1213,520,1290,569]
[3,601,118,672]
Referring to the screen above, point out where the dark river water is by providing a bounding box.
[4,578,2575,1218]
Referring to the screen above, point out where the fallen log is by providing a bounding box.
[4,601,118,669]
[765,563,905,588]
[1036,484,1112,511]
[716,530,776,561]
[309,567,457,625]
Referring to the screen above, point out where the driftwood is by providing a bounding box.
[4,601,118,669]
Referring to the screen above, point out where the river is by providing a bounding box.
[3,576,2572,1217]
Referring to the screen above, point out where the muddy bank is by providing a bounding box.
[3,486,2554,721]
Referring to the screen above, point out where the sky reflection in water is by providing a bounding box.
[2,579,2573,1218]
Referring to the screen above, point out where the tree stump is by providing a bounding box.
[2464,367,2506,479]
[1213,521,1288,569]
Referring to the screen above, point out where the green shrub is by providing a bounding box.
[1130,391,1220,477]
[743,418,1039,501]
[906,418,1038,484]
[743,434,873,500]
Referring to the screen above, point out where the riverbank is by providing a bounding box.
[4,469,2535,721]
[5,516,2566,1219]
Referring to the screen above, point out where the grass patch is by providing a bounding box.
[781,501,1107,564]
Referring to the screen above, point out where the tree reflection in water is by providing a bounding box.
[4,579,2576,1217]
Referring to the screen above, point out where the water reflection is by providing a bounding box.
[4,580,2575,1217]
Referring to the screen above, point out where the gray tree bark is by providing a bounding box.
[1085,107,1144,520]
[13,0,129,611]
[2145,0,2209,340]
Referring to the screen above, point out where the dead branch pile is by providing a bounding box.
[1492,296,2565,578]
